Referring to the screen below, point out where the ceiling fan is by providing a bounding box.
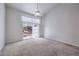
[34,0,41,17]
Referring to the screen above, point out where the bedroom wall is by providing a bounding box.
[0,3,5,50]
[6,7,23,44]
[44,4,79,47]
[40,16,45,37]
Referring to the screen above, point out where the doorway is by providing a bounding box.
[22,16,40,39]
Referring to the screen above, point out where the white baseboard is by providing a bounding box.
[45,33,79,47]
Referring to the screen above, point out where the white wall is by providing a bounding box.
[6,7,23,44]
[44,4,79,47]
[40,17,45,37]
[0,3,5,50]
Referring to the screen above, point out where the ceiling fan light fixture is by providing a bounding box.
[34,1,41,17]
[35,10,41,16]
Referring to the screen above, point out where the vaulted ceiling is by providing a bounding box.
[6,3,57,16]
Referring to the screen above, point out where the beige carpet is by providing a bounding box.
[1,38,79,56]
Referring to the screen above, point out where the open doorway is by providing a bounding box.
[22,16,40,39]
[23,23,32,39]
